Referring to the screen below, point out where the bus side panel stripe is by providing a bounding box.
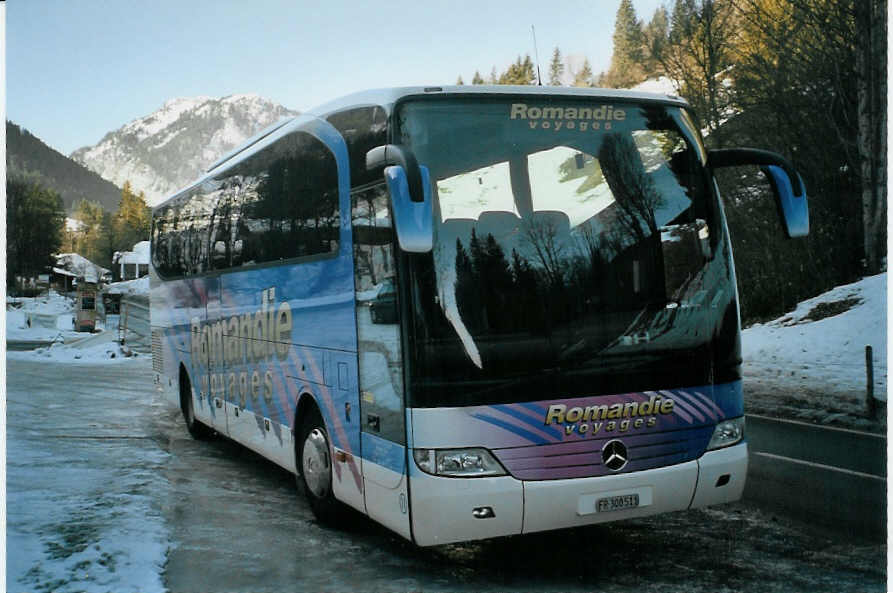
[469,413,550,446]
[492,405,564,442]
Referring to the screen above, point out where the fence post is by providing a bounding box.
[866,345,876,419]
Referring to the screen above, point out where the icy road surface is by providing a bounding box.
[7,358,169,593]
[6,356,886,592]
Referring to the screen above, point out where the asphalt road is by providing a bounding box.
[745,414,886,539]
[6,357,888,593]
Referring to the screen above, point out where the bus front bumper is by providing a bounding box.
[410,443,747,546]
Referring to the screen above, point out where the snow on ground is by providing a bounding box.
[743,273,887,398]
[742,273,887,430]
[8,337,143,364]
[7,358,168,593]
[9,290,74,316]
[7,290,142,362]
[631,76,679,95]
[6,291,80,342]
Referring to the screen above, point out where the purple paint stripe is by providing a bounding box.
[512,464,603,480]
[632,441,687,459]
[510,452,695,480]
[502,450,601,471]
[676,390,718,421]
[668,390,711,422]
[661,390,704,423]
[493,405,564,442]
[682,390,724,418]
[494,425,712,463]
[470,413,551,445]
[494,439,601,460]
[649,390,694,424]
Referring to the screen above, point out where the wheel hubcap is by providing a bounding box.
[302,428,331,498]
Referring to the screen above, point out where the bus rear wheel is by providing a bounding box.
[180,370,212,440]
[298,408,340,523]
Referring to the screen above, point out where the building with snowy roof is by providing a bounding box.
[112,241,150,281]
[53,252,110,286]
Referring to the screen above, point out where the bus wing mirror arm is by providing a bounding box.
[366,144,425,203]
[367,145,433,253]
[708,148,809,238]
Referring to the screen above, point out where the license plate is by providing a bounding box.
[597,494,640,512]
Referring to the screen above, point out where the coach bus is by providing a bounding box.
[150,86,808,546]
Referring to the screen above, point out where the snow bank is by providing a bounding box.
[6,292,80,342]
[105,276,149,295]
[742,273,887,400]
[631,76,679,96]
[7,338,141,364]
[9,290,74,315]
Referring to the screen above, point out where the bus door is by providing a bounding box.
[352,185,411,540]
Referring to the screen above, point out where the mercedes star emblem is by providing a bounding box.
[602,439,629,471]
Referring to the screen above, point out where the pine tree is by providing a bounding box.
[72,198,107,265]
[644,5,670,75]
[573,59,594,87]
[472,70,485,85]
[549,47,565,85]
[7,175,65,288]
[659,0,735,146]
[456,75,465,85]
[113,181,152,253]
[603,0,648,87]
[498,55,536,85]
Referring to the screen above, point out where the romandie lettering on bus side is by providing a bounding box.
[190,287,292,407]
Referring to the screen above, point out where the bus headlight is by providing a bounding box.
[413,448,507,477]
[707,417,745,450]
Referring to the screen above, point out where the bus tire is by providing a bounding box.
[180,370,212,440]
[298,407,340,523]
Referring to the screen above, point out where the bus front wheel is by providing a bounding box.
[180,370,212,440]
[298,408,340,523]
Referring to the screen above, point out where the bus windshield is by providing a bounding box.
[397,97,726,408]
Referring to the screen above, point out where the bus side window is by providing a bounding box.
[225,131,341,266]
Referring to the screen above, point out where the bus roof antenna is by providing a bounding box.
[531,25,543,86]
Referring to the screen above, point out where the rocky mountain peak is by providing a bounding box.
[71,95,299,205]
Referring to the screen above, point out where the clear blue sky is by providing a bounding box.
[7,0,668,155]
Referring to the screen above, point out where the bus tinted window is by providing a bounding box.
[326,106,388,189]
[152,130,340,277]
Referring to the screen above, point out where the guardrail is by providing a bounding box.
[118,295,150,353]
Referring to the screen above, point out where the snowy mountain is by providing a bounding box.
[70,94,299,205]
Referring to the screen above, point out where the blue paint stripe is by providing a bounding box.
[361,432,405,474]
[495,405,563,441]
[520,401,549,415]
[470,413,550,445]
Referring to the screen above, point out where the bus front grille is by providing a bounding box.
[491,425,714,480]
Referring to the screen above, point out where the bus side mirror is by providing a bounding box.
[367,144,425,202]
[383,165,433,253]
[708,148,809,238]
[762,165,809,237]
